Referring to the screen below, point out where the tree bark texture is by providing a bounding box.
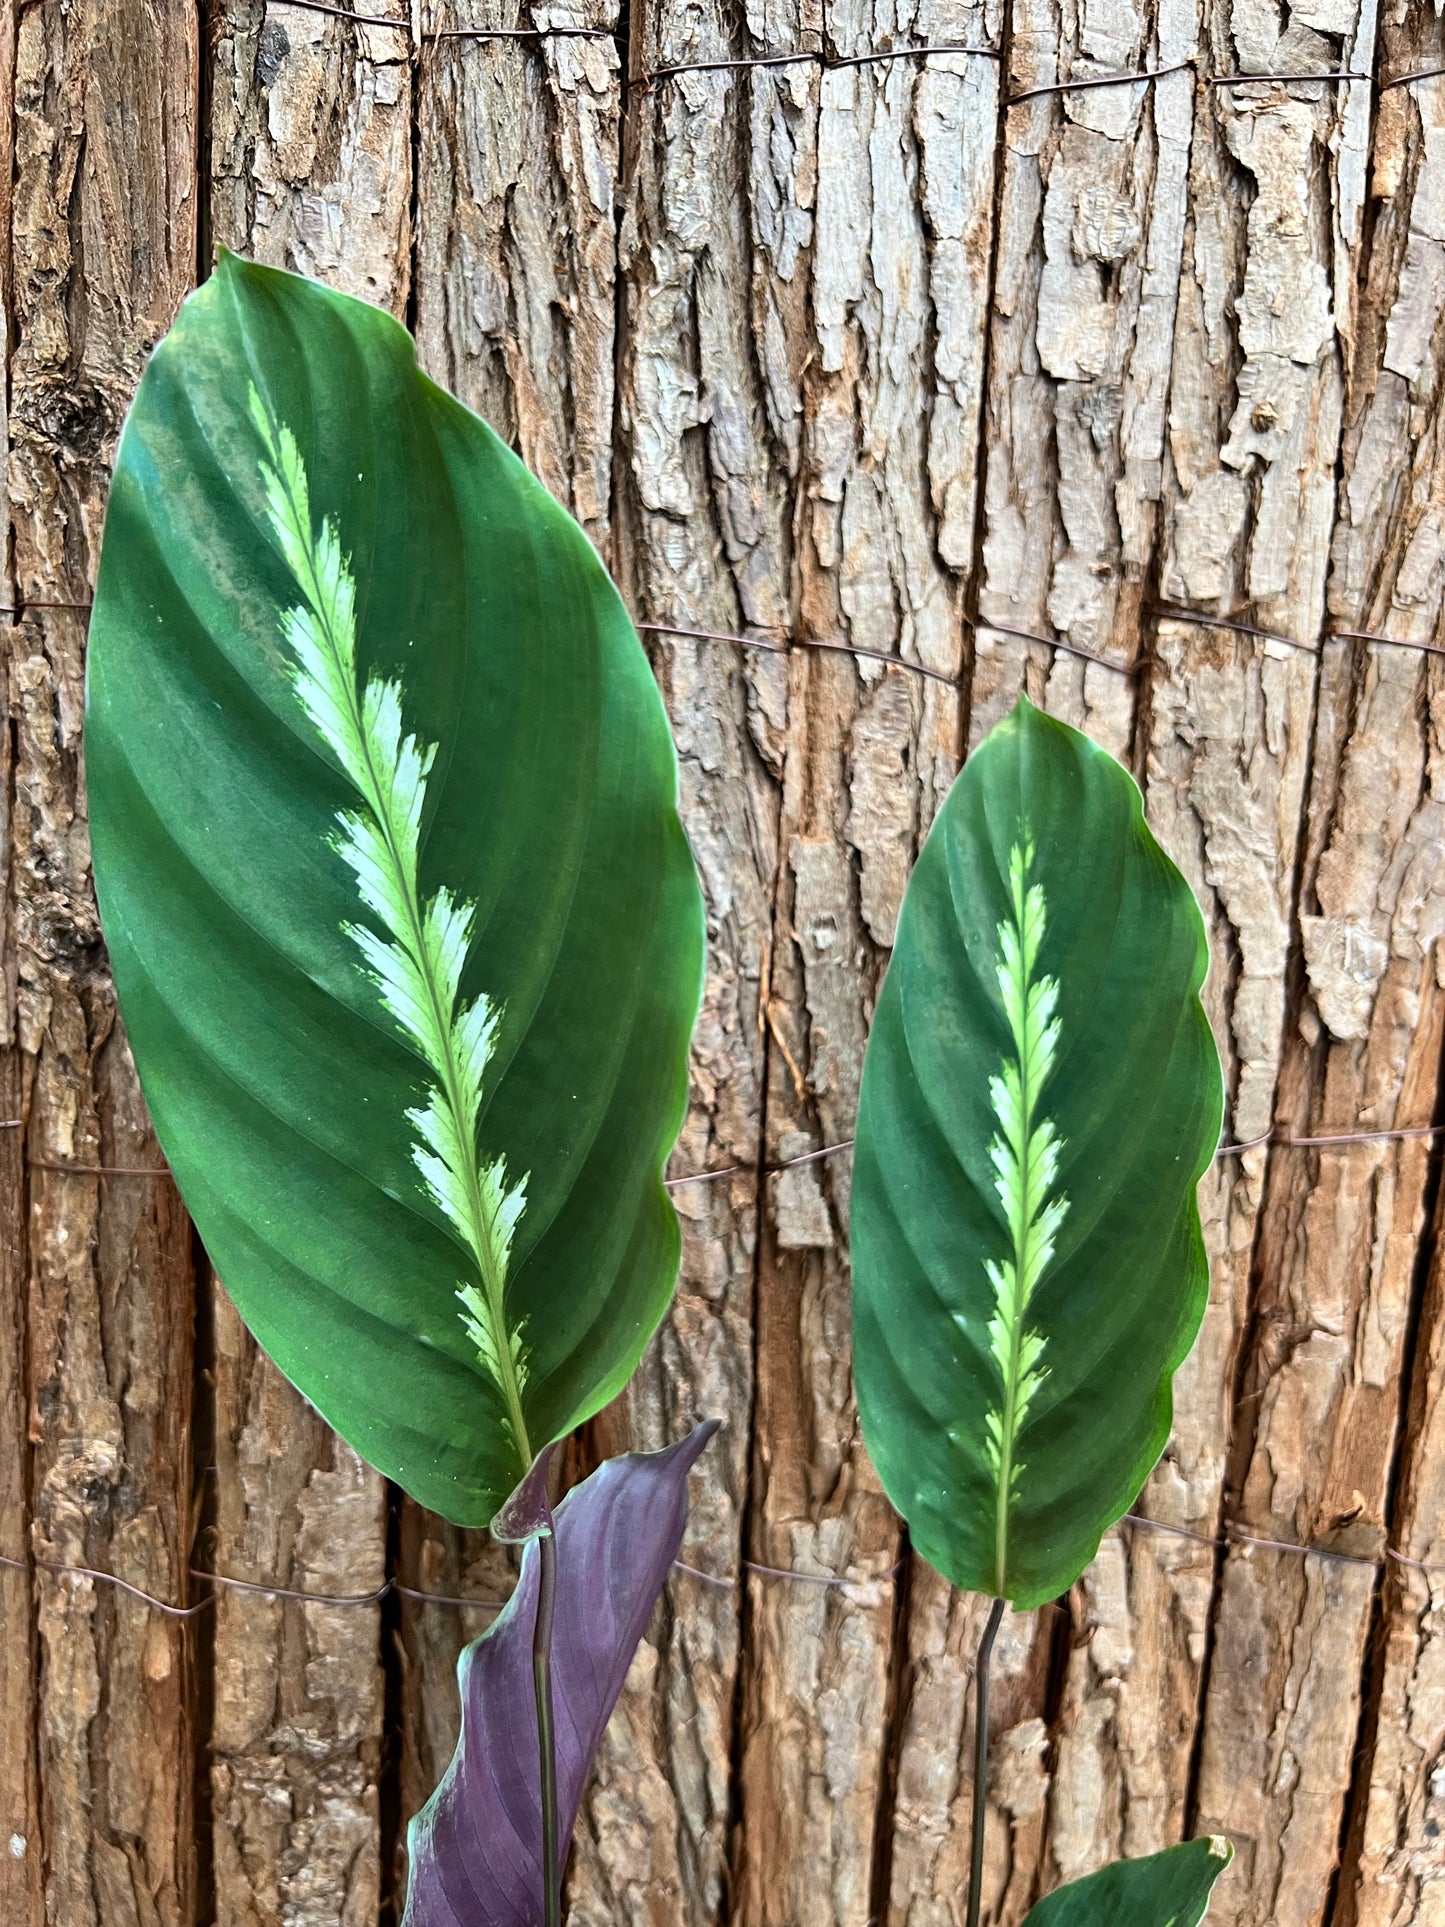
[5,0,1445,1924]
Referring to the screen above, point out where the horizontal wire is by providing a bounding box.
[214,4,1443,99]
[0,1543,899,1616]
[17,1124,1443,1186]
[10,1495,1444,1620]
[1120,1513,1411,1572]
[211,0,1445,105]
[37,591,1436,685]
[427,23,623,44]
[262,0,410,27]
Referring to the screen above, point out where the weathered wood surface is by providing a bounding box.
[5,1,1445,1924]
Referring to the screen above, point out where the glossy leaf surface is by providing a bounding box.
[86,254,704,1520]
[403,1423,717,1927]
[1023,1837,1232,1926]
[852,696,1222,1606]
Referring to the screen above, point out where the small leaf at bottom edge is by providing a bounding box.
[1022,1836,1234,1927]
[403,1419,719,1927]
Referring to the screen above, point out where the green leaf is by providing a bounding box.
[851,696,1222,1607]
[86,253,705,1522]
[1022,1837,1233,1926]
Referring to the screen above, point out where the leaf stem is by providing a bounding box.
[533,1524,561,1927]
[967,1596,1005,1927]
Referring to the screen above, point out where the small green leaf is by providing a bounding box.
[851,696,1223,1607]
[1022,1837,1233,1926]
[86,254,705,1522]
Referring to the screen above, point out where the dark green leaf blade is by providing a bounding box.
[851,696,1222,1606]
[1022,1838,1232,1926]
[86,254,705,1522]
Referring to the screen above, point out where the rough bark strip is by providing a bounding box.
[209,1288,388,1927]
[1039,620,1319,1889]
[1,844,40,1927]
[1294,8,1445,1921]
[1179,15,1445,1918]
[0,4,40,1914]
[553,0,801,1915]
[733,0,991,1917]
[8,3,201,1924]
[206,11,411,1921]
[887,1578,1055,1927]
[211,0,412,307]
[1340,1191,1445,1927]
[414,0,622,549]
[973,0,1196,761]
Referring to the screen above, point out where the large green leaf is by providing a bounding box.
[852,696,1222,1607]
[86,254,704,1523]
[1023,1839,1232,1926]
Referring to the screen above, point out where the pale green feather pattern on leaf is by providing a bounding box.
[247,387,532,1462]
[967,836,1069,1592]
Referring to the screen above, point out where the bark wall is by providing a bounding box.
[4,1,1445,1924]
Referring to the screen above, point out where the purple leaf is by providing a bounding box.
[403,1422,719,1927]
[491,1443,561,1544]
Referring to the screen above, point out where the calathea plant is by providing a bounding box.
[851,697,1231,1925]
[85,253,709,1925]
[88,252,1235,1926]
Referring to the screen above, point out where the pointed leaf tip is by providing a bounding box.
[403,1422,718,1927]
[1021,1838,1232,1926]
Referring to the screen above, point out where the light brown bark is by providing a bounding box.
[7,4,200,1926]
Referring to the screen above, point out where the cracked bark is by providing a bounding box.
[206,9,410,1921]
[6,4,200,1926]
[1181,2,1445,1918]
[0,3,38,1915]
[10,0,1445,1921]
[1264,6,1445,1924]
[974,0,1190,760]
[560,0,797,1916]
[733,2,990,1922]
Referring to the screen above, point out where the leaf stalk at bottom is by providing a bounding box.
[968,1597,1006,1927]
[534,1525,561,1927]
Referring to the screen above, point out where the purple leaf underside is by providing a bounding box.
[403,1421,719,1927]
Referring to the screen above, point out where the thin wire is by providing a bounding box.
[627,42,999,90]
[1152,604,1322,656]
[1380,65,1445,92]
[262,0,410,26]
[19,595,1445,680]
[1329,624,1445,661]
[976,618,1140,673]
[208,2,1445,98]
[0,1546,902,1617]
[28,1123,1442,1186]
[664,1119,1445,1191]
[1007,59,1192,105]
[1207,67,1371,85]
[1122,1513,1396,1572]
[427,24,623,45]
